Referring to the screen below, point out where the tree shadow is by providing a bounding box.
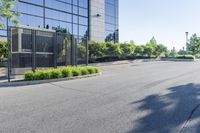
[128,83,200,133]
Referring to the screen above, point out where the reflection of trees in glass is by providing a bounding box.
[105,29,118,43]
[77,45,86,59]
[52,26,71,64]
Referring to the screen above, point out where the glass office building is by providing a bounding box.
[0,0,119,43]
[105,0,119,43]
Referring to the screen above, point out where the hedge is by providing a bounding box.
[176,55,195,59]
[24,66,100,81]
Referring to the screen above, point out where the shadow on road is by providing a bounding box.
[128,83,200,133]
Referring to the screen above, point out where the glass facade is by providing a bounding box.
[0,0,89,44]
[0,0,119,43]
[105,0,119,43]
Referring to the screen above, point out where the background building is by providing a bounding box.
[0,0,119,43]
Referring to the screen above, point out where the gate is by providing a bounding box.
[7,26,88,80]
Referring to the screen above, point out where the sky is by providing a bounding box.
[119,0,200,50]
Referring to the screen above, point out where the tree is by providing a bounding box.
[169,47,177,57]
[0,0,20,28]
[106,43,122,57]
[187,34,200,54]
[149,36,157,45]
[155,44,168,57]
[135,45,144,56]
[120,43,136,57]
[144,45,154,57]
[88,41,106,59]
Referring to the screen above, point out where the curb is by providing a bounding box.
[0,73,101,87]
[90,58,197,67]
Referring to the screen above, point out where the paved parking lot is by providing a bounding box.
[1,61,200,133]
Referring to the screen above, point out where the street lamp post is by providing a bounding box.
[185,32,189,51]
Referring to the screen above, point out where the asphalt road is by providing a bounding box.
[1,61,200,133]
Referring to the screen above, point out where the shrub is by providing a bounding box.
[24,66,100,81]
[80,67,89,75]
[50,69,62,79]
[61,67,72,77]
[120,43,136,57]
[195,54,200,59]
[176,55,195,59]
[87,67,96,74]
[71,68,81,77]
[24,71,34,81]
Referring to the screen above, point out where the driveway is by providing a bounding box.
[1,61,200,133]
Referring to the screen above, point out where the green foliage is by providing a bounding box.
[0,41,8,58]
[195,54,200,59]
[24,72,34,81]
[144,45,154,57]
[106,43,122,57]
[149,37,157,45]
[79,67,89,75]
[88,37,171,62]
[77,45,86,59]
[135,45,144,56]
[89,41,106,59]
[155,44,168,57]
[120,43,136,57]
[187,34,200,54]
[86,66,96,74]
[61,67,72,77]
[24,66,100,81]
[50,69,62,79]
[71,67,81,76]
[176,55,195,59]
[169,48,177,57]
[0,0,20,28]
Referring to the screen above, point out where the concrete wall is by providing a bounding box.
[89,0,105,42]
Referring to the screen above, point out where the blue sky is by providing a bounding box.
[119,0,200,50]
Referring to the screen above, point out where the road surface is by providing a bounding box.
[1,61,200,133]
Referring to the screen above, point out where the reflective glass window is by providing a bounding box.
[45,0,72,13]
[79,8,88,17]
[18,14,43,27]
[20,0,43,5]
[79,0,88,8]
[73,24,78,35]
[14,2,43,16]
[79,25,87,37]
[45,9,72,22]
[79,17,88,26]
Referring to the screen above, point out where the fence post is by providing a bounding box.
[86,37,89,66]
[7,25,11,82]
[71,35,75,66]
[32,30,36,72]
[75,39,77,66]
[54,33,57,68]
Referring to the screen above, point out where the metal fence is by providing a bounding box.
[7,26,88,80]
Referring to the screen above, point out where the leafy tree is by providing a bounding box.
[187,34,200,54]
[169,47,177,57]
[149,36,157,45]
[120,43,136,57]
[77,45,86,59]
[106,43,122,57]
[144,45,154,57]
[88,41,106,59]
[0,0,20,28]
[155,44,168,57]
[135,45,144,56]
[178,49,187,55]
[0,41,8,58]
